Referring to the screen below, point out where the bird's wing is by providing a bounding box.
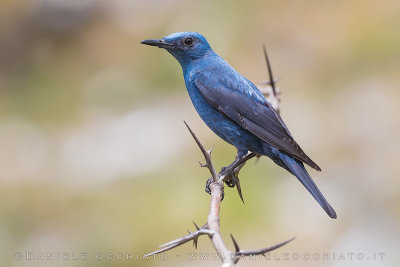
[194,71,321,171]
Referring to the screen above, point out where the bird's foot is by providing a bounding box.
[220,160,239,178]
[205,153,255,202]
[224,172,244,203]
[224,178,236,188]
[205,177,212,194]
[205,177,224,200]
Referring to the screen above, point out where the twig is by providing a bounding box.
[185,121,235,265]
[184,121,218,182]
[145,223,211,257]
[231,235,296,263]
[145,122,293,266]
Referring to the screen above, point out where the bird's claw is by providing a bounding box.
[205,177,224,200]
[224,173,244,203]
[206,154,251,202]
[224,179,236,188]
[205,178,212,194]
[221,163,238,187]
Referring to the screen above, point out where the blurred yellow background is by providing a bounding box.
[1,0,399,266]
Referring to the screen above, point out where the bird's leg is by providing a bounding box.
[220,152,257,179]
[220,152,257,202]
[220,155,241,187]
[205,152,256,201]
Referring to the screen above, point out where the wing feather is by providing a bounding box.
[194,72,321,171]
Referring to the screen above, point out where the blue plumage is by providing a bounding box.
[141,32,336,219]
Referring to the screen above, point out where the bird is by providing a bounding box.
[141,32,337,219]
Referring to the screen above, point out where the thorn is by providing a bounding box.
[183,121,219,181]
[261,77,280,86]
[199,161,207,167]
[262,45,277,96]
[263,236,295,253]
[235,177,245,203]
[207,146,214,155]
[193,236,198,249]
[193,222,200,230]
[230,234,240,252]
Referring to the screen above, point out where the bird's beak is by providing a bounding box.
[140,39,174,49]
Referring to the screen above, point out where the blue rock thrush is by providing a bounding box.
[141,32,336,219]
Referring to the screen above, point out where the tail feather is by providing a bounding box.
[273,153,337,219]
[262,144,337,218]
[283,156,337,219]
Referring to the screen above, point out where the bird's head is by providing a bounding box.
[141,32,213,67]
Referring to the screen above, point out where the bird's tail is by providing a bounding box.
[282,156,337,219]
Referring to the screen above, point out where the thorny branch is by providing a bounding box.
[185,120,218,182]
[145,47,293,266]
[145,122,294,266]
[230,234,296,264]
[260,45,281,114]
[145,223,211,257]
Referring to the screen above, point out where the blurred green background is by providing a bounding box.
[1,0,399,266]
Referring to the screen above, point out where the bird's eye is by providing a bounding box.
[184,37,193,46]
